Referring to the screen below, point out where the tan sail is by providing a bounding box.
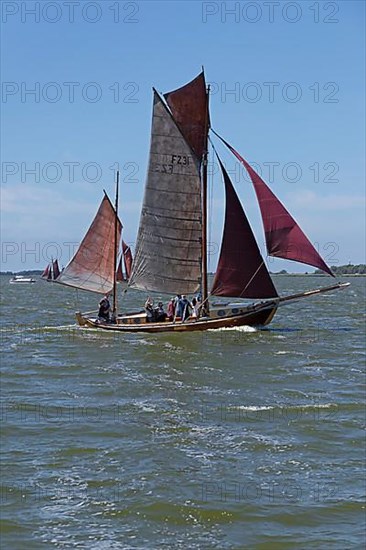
[57,195,121,294]
[128,92,202,295]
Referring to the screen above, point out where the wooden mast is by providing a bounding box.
[112,170,119,318]
[201,83,210,315]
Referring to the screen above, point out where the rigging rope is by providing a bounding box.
[208,138,214,274]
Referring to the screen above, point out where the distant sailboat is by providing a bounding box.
[41,259,60,281]
[67,71,348,332]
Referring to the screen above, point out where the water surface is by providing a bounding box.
[1,275,365,549]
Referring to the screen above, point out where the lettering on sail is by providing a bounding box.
[153,163,173,174]
[152,154,191,175]
[171,155,190,166]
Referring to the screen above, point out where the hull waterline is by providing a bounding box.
[76,301,278,333]
[74,282,349,334]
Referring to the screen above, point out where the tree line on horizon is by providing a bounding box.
[1,264,366,276]
[314,264,366,275]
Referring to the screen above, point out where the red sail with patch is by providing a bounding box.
[164,71,209,160]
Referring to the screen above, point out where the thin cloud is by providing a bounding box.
[286,190,365,211]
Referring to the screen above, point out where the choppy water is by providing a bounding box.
[1,275,365,549]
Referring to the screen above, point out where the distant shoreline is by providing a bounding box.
[1,265,365,277]
[270,273,365,277]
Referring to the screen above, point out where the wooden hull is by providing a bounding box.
[75,300,278,333]
[74,282,349,334]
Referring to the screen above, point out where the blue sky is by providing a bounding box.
[1,0,365,272]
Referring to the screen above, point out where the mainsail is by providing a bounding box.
[214,133,334,277]
[164,71,208,160]
[128,92,202,295]
[211,159,278,299]
[57,195,121,294]
[165,71,210,307]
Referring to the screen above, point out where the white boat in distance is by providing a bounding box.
[9,275,36,284]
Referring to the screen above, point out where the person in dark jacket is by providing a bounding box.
[155,301,166,322]
[98,294,110,321]
[174,294,183,319]
[145,296,154,322]
[181,295,191,321]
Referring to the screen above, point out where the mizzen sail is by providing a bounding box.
[129,92,202,295]
[215,133,334,277]
[211,158,278,299]
[57,195,122,294]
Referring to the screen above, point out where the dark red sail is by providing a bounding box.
[52,259,60,280]
[116,242,132,282]
[116,257,124,282]
[214,133,334,277]
[41,264,50,279]
[211,158,278,299]
[122,240,132,279]
[164,71,209,159]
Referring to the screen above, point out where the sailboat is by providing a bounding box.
[56,184,132,300]
[41,259,61,281]
[61,71,348,333]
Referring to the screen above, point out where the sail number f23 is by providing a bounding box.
[153,155,190,174]
[171,155,190,166]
